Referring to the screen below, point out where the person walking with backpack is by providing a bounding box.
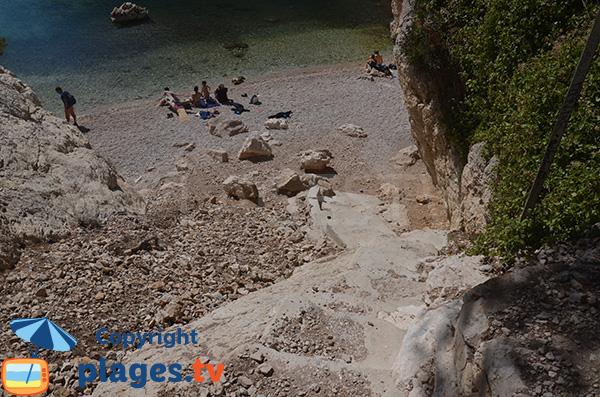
[55,87,77,125]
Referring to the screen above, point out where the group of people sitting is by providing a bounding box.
[158,81,232,109]
[190,81,232,106]
[365,50,394,77]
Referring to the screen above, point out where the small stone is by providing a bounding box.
[257,364,274,377]
[250,351,264,363]
[336,124,367,138]
[151,281,166,291]
[479,265,493,272]
[94,292,105,301]
[416,195,432,204]
[35,287,48,297]
[570,278,583,291]
[184,143,196,152]
[238,375,253,388]
[341,354,352,363]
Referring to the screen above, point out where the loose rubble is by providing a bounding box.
[0,195,338,395]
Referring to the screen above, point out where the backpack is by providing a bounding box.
[249,94,261,105]
[65,91,76,107]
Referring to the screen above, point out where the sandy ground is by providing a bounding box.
[80,64,449,230]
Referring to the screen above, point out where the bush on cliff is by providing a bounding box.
[0,38,6,56]
[401,1,600,259]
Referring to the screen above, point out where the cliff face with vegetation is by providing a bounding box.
[391,0,498,238]
[0,66,143,269]
[392,0,600,258]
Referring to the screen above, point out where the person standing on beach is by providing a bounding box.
[55,87,77,125]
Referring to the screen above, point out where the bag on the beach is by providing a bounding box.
[249,94,261,105]
[65,92,76,106]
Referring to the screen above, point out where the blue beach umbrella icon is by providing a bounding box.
[10,317,77,357]
[9,318,77,385]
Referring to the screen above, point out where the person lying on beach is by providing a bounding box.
[158,87,186,107]
[158,87,192,113]
[214,84,232,104]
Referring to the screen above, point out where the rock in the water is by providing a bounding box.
[0,66,143,270]
[299,149,333,172]
[223,176,259,200]
[110,2,149,23]
[207,119,248,137]
[394,145,420,167]
[238,136,272,160]
[337,124,367,138]
[232,76,246,85]
[264,119,289,130]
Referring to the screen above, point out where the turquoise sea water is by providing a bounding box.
[0,0,393,113]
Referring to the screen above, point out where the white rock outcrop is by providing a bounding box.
[223,175,259,200]
[276,169,333,196]
[264,119,289,130]
[394,144,421,167]
[392,0,496,235]
[207,119,248,137]
[299,149,333,172]
[238,136,272,160]
[0,66,143,269]
[337,124,367,138]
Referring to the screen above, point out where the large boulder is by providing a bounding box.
[110,2,149,23]
[394,144,421,167]
[207,119,248,137]
[199,148,229,163]
[223,176,259,200]
[299,149,333,172]
[0,66,143,269]
[238,136,272,160]
[337,124,367,138]
[276,169,334,197]
[276,169,306,196]
[264,119,289,130]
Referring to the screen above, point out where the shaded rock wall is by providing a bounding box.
[0,66,143,269]
[391,0,496,236]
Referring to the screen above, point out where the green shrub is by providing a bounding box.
[402,1,600,259]
[0,37,6,56]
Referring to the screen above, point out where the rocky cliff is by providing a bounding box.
[0,66,143,269]
[391,0,497,236]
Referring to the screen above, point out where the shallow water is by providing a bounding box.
[0,0,393,113]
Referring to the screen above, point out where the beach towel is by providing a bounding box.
[268,110,292,119]
[199,98,221,108]
[231,102,249,114]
